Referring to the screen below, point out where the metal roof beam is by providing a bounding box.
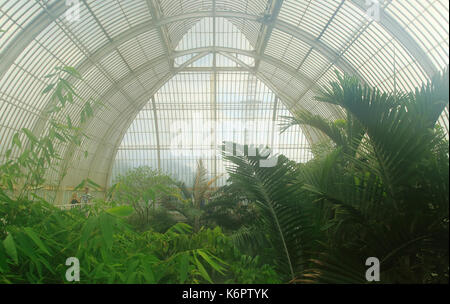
[82,51,210,184]
[1,9,363,82]
[146,0,175,69]
[0,0,67,79]
[350,0,437,77]
[174,46,318,89]
[1,4,437,85]
[88,51,326,187]
[254,0,284,71]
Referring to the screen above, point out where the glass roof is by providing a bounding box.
[112,71,313,186]
[0,0,448,189]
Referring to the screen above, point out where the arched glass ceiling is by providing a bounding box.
[112,17,312,186]
[112,71,313,186]
[0,0,448,196]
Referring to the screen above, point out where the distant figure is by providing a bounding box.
[80,187,92,205]
[70,193,79,209]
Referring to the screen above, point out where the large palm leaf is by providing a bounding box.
[297,69,449,283]
[223,145,324,282]
[315,70,449,197]
[280,107,365,157]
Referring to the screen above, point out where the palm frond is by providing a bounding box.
[280,110,347,148]
[315,71,448,196]
[223,147,323,281]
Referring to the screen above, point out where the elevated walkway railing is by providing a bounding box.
[58,203,94,210]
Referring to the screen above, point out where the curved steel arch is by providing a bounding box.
[0,2,437,83]
[52,44,337,189]
[97,67,325,189]
[56,49,330,192]
[53,51,210,198]
[26,10,360,160]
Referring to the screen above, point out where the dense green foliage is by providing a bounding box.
[0,67,100,202]
[0,66,448,284]
[108,167,184,231]
[0,197,279,283]
[0,68,279,283]
[280,70,448,283]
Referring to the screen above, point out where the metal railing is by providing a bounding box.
[58,202,94,210]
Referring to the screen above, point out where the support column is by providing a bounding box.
[151,96,162,171]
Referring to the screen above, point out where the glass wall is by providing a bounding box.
[112,71,313,186]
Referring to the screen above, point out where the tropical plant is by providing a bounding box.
[1,67,279,284]
[0,195,278,283]
[288,70,449,283]
[218,69,448,284]
[108,166,183,230]
[280,106,365,157]
[222,146,325,282]
[0,66,98,201]
[201,183,257,232]
[175,159,223,231]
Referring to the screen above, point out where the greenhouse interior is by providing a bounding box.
[0,0,448,285]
